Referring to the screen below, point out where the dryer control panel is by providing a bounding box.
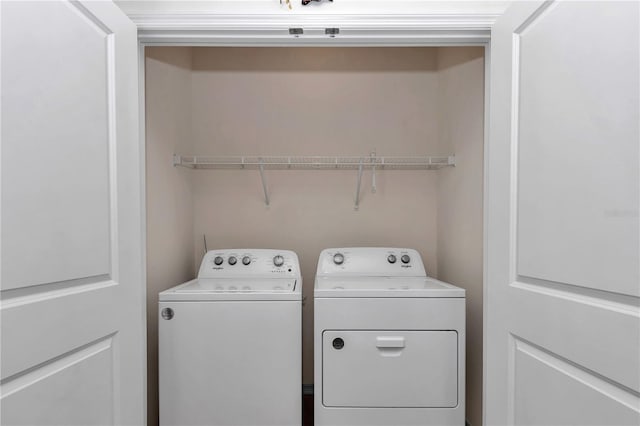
[198,249,299,278]
[316,248,426,277]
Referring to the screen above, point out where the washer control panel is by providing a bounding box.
[199,249,299,278]
[316,248,426,277]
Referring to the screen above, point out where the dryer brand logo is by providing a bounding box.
[401,264,413,268]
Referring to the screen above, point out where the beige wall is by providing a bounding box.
[190,47,441,385]
[145,47,195,426]
[146,46,484,425]
[436,47,485,426]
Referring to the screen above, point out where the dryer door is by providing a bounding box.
[322,330,458,408]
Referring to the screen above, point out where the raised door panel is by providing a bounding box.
[513,339,639,426]
[1,338,115,426]
[1,0,113,290]
[515,1,640,296]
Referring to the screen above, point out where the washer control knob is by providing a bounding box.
[387,254,397,264]
[332,337,345,350]
[242,256,251,265]
[401,254,411,264]
[214,256,224,266]
[161,308,174,320]
[228,256,237,265]
[273,255,285,267]
[333,253,345,265]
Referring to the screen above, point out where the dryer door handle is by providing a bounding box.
[376,336,405,348]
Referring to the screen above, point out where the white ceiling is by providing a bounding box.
[115,0,511,18]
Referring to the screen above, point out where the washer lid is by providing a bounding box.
[159,278,300,301]
[314,276,464,298]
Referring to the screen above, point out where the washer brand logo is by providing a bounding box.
[212,267,224,270]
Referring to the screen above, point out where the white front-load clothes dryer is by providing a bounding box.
[314,248,465,426]
[159,249,301,426]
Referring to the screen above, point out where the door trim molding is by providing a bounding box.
[130,13,497,45]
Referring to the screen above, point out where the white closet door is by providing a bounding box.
[485,1,639,425]
[1,1,145,425]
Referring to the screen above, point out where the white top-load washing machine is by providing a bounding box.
[159,249,301,426]
[314,248,465,426]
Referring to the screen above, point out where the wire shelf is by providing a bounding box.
[173,155,456,170]
[173,154,455,209]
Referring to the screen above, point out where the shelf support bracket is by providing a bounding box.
[370,151,377,194]
[371,165,376,193]
[354,158,364,210]
[258,160,270,206]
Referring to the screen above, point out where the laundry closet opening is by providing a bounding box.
[145,46,485,426]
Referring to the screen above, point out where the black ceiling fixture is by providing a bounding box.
[302,0,333,5]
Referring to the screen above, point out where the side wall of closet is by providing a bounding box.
[145,47,195,426]
[437,47,485,426]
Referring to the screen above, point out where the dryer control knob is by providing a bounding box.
[242,256,251,265]
[228,256,237,265]
[214,256,224,266]
[387,254,397,264]
[401,254,411,264]
[333,253,345,265]
[273,255,285,267]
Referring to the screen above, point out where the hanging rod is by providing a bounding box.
[173,155,455,170]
